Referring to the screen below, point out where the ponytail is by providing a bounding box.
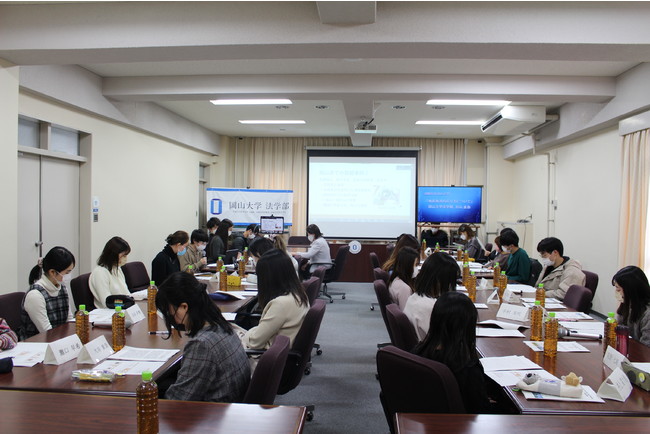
[28,247,75,285]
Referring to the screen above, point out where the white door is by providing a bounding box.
[17,154,80,290]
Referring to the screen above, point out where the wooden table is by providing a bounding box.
[473,289,650,416]
[0,390,306,433]
[396,413,650,433]
[0,298,254,396]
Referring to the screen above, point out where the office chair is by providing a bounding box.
[319,245,349,302]
[582,269,599,313]
[288,236,310,246]
[369,252,381,310]
[385,304,418,352]
[243,335,290,405]
[303,275,324,355]
[373,279,394,344]
[564,285,593,314]
[121,261,151,292]
[0,291,25,331]
[70,273,95,311]
[528,258,543,286]
[377,346,465,433]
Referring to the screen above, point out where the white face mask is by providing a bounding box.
[248,234,256,240]
[460,233,467,241]
[62,274,73,285]
[228,230,233,237]
[118,256,128,267]
[431,228,438,234]
[502,247,510,254]
[614,290,624,304]
[308,234,315,242]
[539,257,553,267]
[196,244,206,251]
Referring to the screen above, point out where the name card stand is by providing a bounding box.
[496,303,530,322]
[125,304,146,324]
[501,288,520,304]
[603,345,629,371]
[77,335,115,364]
[44,334,83,365]
[597,367,633,402]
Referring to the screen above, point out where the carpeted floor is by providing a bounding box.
[274,282,391,434]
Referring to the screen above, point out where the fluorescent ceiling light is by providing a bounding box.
[211,99,293,105]
[416,120,484,125]
[426,99,510,106]
[238,120,305,124]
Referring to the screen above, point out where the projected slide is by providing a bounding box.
[417,186,482,223]
[308,152,417,239]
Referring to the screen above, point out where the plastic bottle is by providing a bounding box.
[467,271,477,302]
[112,306,126,351]
[462,262,470,286]
[456,247,463,261]
[434,242,440,253]
[147,281,158,315]
[185,265,194,275]
[243,247,250,265]
[498,271,508,303]
[216,256,224,271]
[219,266,228,291]
[493,262,501,282]
[136,370,159,434]
[605,312,617,350]
[544,312,558,357]
[463,250,470,262]
[530,300,543,341]
[238,257,246,276]
[535,283,546,308]
[75,304,89,344]
[421,239,427,260]
[615,325,630,357]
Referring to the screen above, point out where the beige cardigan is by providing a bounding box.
[242,294,309,349]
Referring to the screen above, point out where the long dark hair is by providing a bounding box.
[155,272,231,338]
[413,252,459,298]
[97,236,131,270]
[255,249,308,309]
[306,224,323,239]
[216,219,233,249]
[612,266,650,324]
[414,291,478,372]
[166,230,189,246]
[29,246,75,285]
[382,233,420,272]
[388,246,419,288]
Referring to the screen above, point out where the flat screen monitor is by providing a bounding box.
[417,186,482,223]
[260,215,284,234]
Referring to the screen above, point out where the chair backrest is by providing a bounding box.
[373,267,389,285]
[121,261,150,292]
[70,273,95,311]
[323,245,350,284]
[377,346,465,431]
[528,258,543,286]
[582,270,599,296]
[564,285,593,313]
[278,299,326,395]
[385,304,418,351]
[288,236,310,246]
[243,335,291,405]
[0,291,25,331]
[224,249,239,265]
[311,266,326,285]
[373,279,394,343]
[369,252,380,269]
[302,276,321,306]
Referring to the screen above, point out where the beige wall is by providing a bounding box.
[0,61,20,294]
[18,92,217,280]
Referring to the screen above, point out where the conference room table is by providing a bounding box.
[0,296,255,397]
[472,288,650,416]
[1,389,306,433]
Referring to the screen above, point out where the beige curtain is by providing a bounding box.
[225,137,465,236]
[619,129,650,268]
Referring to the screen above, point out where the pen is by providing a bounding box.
[149,331,169,335]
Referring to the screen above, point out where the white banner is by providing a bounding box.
[206,188,293,226]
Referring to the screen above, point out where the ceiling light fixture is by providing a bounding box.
[415,120,484,126]
[426,99,510,106]
[211,99,293,105]
[238,120,305,124]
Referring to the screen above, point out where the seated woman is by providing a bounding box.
[0,318,18,350]
[484,236,509,270]
[152,231,189,285]
[382,233,420,273]
[89,236,131,308]
[179,229,209,273]
[458,224,486,262]
[242,249,309,349]
[156,272,250,402]
[403,252,460,341]
[413,291,499,413]
[207,219,233,263]
[296,224,332,279]
[612,266,650,346]
[19,246,75,340]
[387,246,419,310]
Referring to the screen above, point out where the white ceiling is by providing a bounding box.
[1,1,648,144]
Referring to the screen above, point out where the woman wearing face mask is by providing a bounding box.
[19,246,76,340]
[387,247,419,310]
[207,219,233,262]
[612,266,650,346]
[89,236,132,308]
[296,224,332,278]
[156,272,250,402]
[179,230,209,273]
[485,236,510,269]
[231,223,259,252]
[458,224,486,262]
[152,231,189,285]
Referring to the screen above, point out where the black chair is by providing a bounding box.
[385,304,418,351]
[564,285,593,314]
[369,252,380,269]
[319,245,349,302]
[0,291,25,331]
[121,261,151,292]
[373,267,389,285]
[302,276,321,307]
[582,270,599,297]
[70,273,95,311]
[288,236,310,246]
[528,258,543,286]
[373,279,394,344]
[242,335,290,405]
[377,346,465,433]
[224,249,239,265]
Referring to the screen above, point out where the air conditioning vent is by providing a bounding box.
[481,106,546,135]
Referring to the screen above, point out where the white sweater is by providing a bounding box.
[301,237,332,272]
[23,277,74,333]
[89,266,130,309]
[242,294,309,349]
[402,293,437,341]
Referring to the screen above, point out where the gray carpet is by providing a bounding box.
[274,282,390,434]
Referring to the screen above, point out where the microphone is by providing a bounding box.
[558,327,602,340]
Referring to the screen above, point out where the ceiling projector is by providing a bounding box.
[354,120,377,134]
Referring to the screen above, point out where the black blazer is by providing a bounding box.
[151,245,180,285]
